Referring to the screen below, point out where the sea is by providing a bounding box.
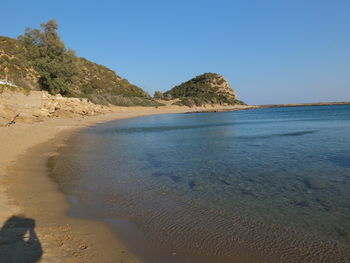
[50,105,350,262]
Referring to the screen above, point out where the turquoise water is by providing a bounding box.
[51,105,350,262]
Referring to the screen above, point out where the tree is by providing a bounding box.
[163,93,172,100]
[17,19,81,95]
[153,91,164,99]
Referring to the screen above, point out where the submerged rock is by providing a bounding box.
[294,200,310,207]
[335,227,350,241]
[303,178,328,190]
[219,178,231,185]
[170,175,182,183]
[189,180,205,191]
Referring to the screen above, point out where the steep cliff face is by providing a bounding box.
[164,73,244,106]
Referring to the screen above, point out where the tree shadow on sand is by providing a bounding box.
[0,215,42,263]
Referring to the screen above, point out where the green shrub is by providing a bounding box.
[153,91,164,99]
[0,84,30,95]
[165,73,245,106]
[0,20,154,106]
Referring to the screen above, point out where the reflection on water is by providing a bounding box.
[50,105,350,262]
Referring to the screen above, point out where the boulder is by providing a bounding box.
[0,88,113,127]
[52,109,74,118]
[32,109,50,118]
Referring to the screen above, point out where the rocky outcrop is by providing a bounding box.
[163,73,244,106]
[41,92,111,116]
[0,87,112,127]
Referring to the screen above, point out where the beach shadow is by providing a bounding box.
[0,216,42,263]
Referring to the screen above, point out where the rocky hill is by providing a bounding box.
[0,20,159,106]
[163,73,245,106]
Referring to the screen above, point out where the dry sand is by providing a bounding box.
[0,105,249,263]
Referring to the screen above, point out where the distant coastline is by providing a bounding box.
[188,101,350,113]
[258,101,350,108]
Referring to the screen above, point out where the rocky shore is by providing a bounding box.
[0,88,113,127]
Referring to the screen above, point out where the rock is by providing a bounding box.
[71,105,87,115]
[290,198,310,207]
[40,92,110,117]
[335,227,350,240]
[164,73,243,106]
[52,109,74,118]
[219,178,231,185]
[0,87,113,127]
[189,180,205,191]
[303,178,328,190]
[78,244,88,250]
[85,111,95,116]
[0,105,19,126]
[14,113,36,124]
[32,109,50,118]
[0,105,19,121]
[0,117,9,127]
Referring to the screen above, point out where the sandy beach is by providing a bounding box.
[2,2,349,261]
[0,105,249,263]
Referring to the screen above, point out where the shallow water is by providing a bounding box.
[50,105,350,262]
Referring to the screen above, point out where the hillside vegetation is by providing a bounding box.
[0,20,160,106]
[162,73,245,107]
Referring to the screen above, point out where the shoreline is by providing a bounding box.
[2,104,349,262]
[0,107,183,262]
[63,106,350,263]
[0,105,251,262]
[4,129,135,262]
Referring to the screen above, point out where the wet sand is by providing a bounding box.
[31,107,350,263]
[0,105,252,262]
[4,104,348,263]
[0,107,191,262]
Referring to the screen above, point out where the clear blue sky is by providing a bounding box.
[1,0,349,104]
